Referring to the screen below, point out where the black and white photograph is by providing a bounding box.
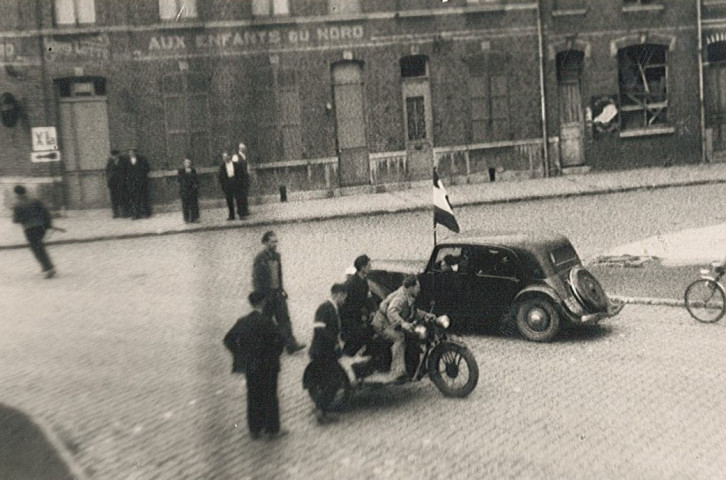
[2,1,726,479]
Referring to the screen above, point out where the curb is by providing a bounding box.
[610,295,684,308]
[2,176,726,250]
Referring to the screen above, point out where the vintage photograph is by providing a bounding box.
[2,1,726,479]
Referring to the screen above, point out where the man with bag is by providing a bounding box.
[11,185,56,278]
[223,291,287,440]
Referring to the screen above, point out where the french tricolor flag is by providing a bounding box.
[433,168,460,233]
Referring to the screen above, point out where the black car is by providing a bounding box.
[366,230,623,342]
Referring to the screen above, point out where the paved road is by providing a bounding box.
[3,184,726,479]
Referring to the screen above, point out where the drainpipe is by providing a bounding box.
[536,0,550,177]
[697,0,707,164]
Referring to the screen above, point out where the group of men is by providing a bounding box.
[224,240,435,439]
[105,149,152,220]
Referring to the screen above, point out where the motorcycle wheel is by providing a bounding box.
[302,362,351,411]
[428,343,479,398]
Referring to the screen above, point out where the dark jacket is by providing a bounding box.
[12,196,52,231]
[341,273,376,337]
[126,155,150,185]
[232,152,251,189]
[218,161,245,194]
[252,249,284,295]
[105,156,127,188]
[223,310,284,375]
[177,167,199,198]
[309,301,342,362]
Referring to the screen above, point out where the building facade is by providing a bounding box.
[0,0,715,212]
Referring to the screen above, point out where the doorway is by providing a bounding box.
[332,60,369,187]
[556,50,585,168]
[56,77,111,209]
[400,55,434,181]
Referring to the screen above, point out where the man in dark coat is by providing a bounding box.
[11,185,55,278]
[223,291,287,440]
[252,231,306,354]
[125,149,151,219]
[105,149,127,218]
[341,254,378,356]
[231,142,251,218]
[308,283,347,424]
[177,157,199,223]
[218,151,246,221]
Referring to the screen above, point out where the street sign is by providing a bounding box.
[31,150,61,163]
[31,126,58,152]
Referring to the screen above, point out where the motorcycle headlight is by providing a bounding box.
[436,315,451,329]
[414,325,427,339]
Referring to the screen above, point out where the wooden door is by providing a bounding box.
[557,51,585,168]
[332,61,369,187]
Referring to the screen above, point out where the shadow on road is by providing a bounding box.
[0,403,76,480]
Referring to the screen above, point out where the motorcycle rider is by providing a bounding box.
[371,275,433,383]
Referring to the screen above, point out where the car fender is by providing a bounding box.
[512,285,562,306]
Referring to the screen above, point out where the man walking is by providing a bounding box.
[231,142,250,218]
[223,291,287,440]
[105,149,127,218]
[252,231,306,354]
[11,185,56,278]
[309,283,348,424]
[126,149,151,219]
[218,151,246,221]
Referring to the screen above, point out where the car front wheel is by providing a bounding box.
[514,297,561,342]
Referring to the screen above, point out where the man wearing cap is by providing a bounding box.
[11,185,56,278]
[223,291,287,440]
[252,231,306,354]
[231,142,250,218]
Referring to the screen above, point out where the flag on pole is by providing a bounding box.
[433,168,460,233]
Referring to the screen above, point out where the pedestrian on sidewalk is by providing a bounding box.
[125,149,151,219]
[11,185,56,278]
[105,149,128,218]
[252,231,306,354]
[231,142,250,218]
[309,283,348,424]
[177,157,200,223]
[218,151,246,221]
[223,291,287,440]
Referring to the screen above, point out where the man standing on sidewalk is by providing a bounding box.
[223,291,287,440]
[105,149,127,218]
[231,142,250,218]
[126,149,151,219]
[11,185,56,278]
[218,151,246,221]
[252,231,306,354]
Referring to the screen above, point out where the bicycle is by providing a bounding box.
[684,262,726,323]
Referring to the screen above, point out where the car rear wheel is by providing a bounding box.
[514,297,561,342]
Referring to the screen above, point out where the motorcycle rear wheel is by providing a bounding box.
[428,343,479,398]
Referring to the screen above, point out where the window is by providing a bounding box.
[253,0,289,16]
[470,75,510,142]
[406,97,426,141]
[54,0,95,25]
[162,73,211,166]
[328,0,360,15]
[159,0,197,20]
[254,67,301,162]
[617,44,668,130]
[623,0,656,4]
[400,56,427,78]
[554,0,586,10]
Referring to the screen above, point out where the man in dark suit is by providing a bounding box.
[11,185,56,278]
[341,254,378,356]
[223,291,287,440]
[218,151,246,221]
[126,149,151,219]
[105,149,127,218]
[309,283,348,424]
[231,142,251,218]
[252,231,306,354]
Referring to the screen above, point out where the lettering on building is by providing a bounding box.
[45,34,110,61]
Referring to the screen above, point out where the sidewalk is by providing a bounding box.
[2,163,726,250]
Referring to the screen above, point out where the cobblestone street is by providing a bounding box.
[3,186,726,479]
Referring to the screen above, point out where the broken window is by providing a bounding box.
[617,44,668,130]
[158,0,197,20]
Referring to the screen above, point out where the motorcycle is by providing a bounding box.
[303,314,479,408]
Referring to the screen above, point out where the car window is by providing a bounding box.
[470,247,517,278]
[433,247,463,272]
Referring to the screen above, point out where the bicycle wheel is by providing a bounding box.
[684,279,726,323]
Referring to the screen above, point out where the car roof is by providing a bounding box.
[437,229,571,250]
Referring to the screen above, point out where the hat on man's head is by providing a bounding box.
[248,291,267,306]
[13,184,26,195]
[354,254,371,271]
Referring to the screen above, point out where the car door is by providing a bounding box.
[419,246,468,323]
[466,246,523,323]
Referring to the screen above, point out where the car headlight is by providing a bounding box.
[435,315,450,329]
[414,325,427,339]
